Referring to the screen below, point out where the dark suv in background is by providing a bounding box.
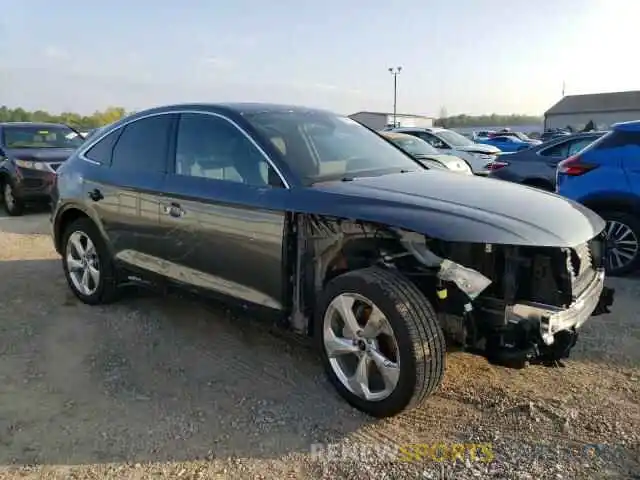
[0,122,84,215]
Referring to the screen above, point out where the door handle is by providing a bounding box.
[88,188,103,201]
[163,202,185,218]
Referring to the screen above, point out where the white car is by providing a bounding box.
[391,127,501,174]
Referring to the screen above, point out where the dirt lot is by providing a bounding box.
[0,211,638,479]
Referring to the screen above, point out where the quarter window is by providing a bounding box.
[84,130,122,164]
[174,113,276,187]
[111,114,173,173]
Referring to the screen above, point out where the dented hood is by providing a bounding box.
[304,170,604,247]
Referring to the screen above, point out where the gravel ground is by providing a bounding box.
[0,212,638,479]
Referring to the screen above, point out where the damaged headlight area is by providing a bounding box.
[394,229,615,369]
[397,230,492,300]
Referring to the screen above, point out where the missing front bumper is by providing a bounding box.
[507,269,610,346]
[487,269,615,368]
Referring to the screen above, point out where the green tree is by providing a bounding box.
[0,105,130,130]
[434,113,543,128]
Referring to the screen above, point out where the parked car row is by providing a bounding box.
[0,107,627,419]
[385,126,501,173]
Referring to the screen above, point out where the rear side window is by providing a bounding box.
[594,130,640,150]
[84,130,122,164]
[111,115,173,173]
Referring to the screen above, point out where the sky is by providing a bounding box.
[0,0,638,117]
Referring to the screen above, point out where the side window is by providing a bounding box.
[567,138,596,156]
[540,140,570,158]
[175,113,275,187]
[423,133,448,149]
[111,115,173,173]
[83,130,122,164]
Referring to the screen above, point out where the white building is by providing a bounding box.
[348,111,434,131]
[544,90,640,131]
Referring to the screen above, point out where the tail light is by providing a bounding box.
[557,155,598,176]
[485,161,509,171]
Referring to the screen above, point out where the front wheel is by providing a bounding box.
[2,182,24,216]
[601,211,640,276]
[316,267,446,418]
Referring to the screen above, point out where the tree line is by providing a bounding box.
[434,113,543,128]
[0,106,130,131]
[0,105,543,130]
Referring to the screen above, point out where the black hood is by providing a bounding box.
[302,170,604,247]
[4,148,76,163]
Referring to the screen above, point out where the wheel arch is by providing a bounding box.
[53,203,110,254]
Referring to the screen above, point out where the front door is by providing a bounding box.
[159,111,288,310]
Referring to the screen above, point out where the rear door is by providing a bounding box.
[158,111,288,310]
[82,113,176,269]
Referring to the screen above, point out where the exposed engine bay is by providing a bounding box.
[290,214,615,368]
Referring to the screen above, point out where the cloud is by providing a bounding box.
[200,56,234,69]
[43,45,67,59]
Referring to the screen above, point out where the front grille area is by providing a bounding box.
[23,178,45,189]
[49,163,62,171]
[567,242,596,298]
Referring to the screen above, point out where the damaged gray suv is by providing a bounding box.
[50,103,615,418]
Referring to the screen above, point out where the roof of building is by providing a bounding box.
[545,90,640,116]
[349,111,434,119]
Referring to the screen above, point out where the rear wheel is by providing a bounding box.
[2,181,24,216]
[316,267,446,418]
[62,217,120,304]
[600,211,640,276]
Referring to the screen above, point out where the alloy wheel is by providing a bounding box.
[4,184,14,209]
[66,231,101,296]
[323,293,400,401]
[605,220,639,272]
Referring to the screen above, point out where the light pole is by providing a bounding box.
[388,66,402,127]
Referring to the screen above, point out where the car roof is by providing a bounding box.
[612,120,640,132]
[392,126,444,133]
[135,102,337,117]
[379,131,417,140]
[0,121,70,128]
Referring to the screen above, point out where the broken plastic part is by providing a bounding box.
[439,259,493,300]
[396,229,492,300]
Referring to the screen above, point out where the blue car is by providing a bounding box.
[556,120,640,276]
[477,134,537,153]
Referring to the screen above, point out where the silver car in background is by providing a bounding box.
[390,126,501,174]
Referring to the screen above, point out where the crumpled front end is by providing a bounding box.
[397,229,615,368]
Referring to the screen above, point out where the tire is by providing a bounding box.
[2,181,24,216]
[316,266,446,418]
[61,217,120,304]
[599,211,640,276]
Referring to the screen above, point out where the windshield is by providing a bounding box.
[2,125,84,149]
[243,110,423,183]
[435,129,475,147]
[391,136,440,156]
